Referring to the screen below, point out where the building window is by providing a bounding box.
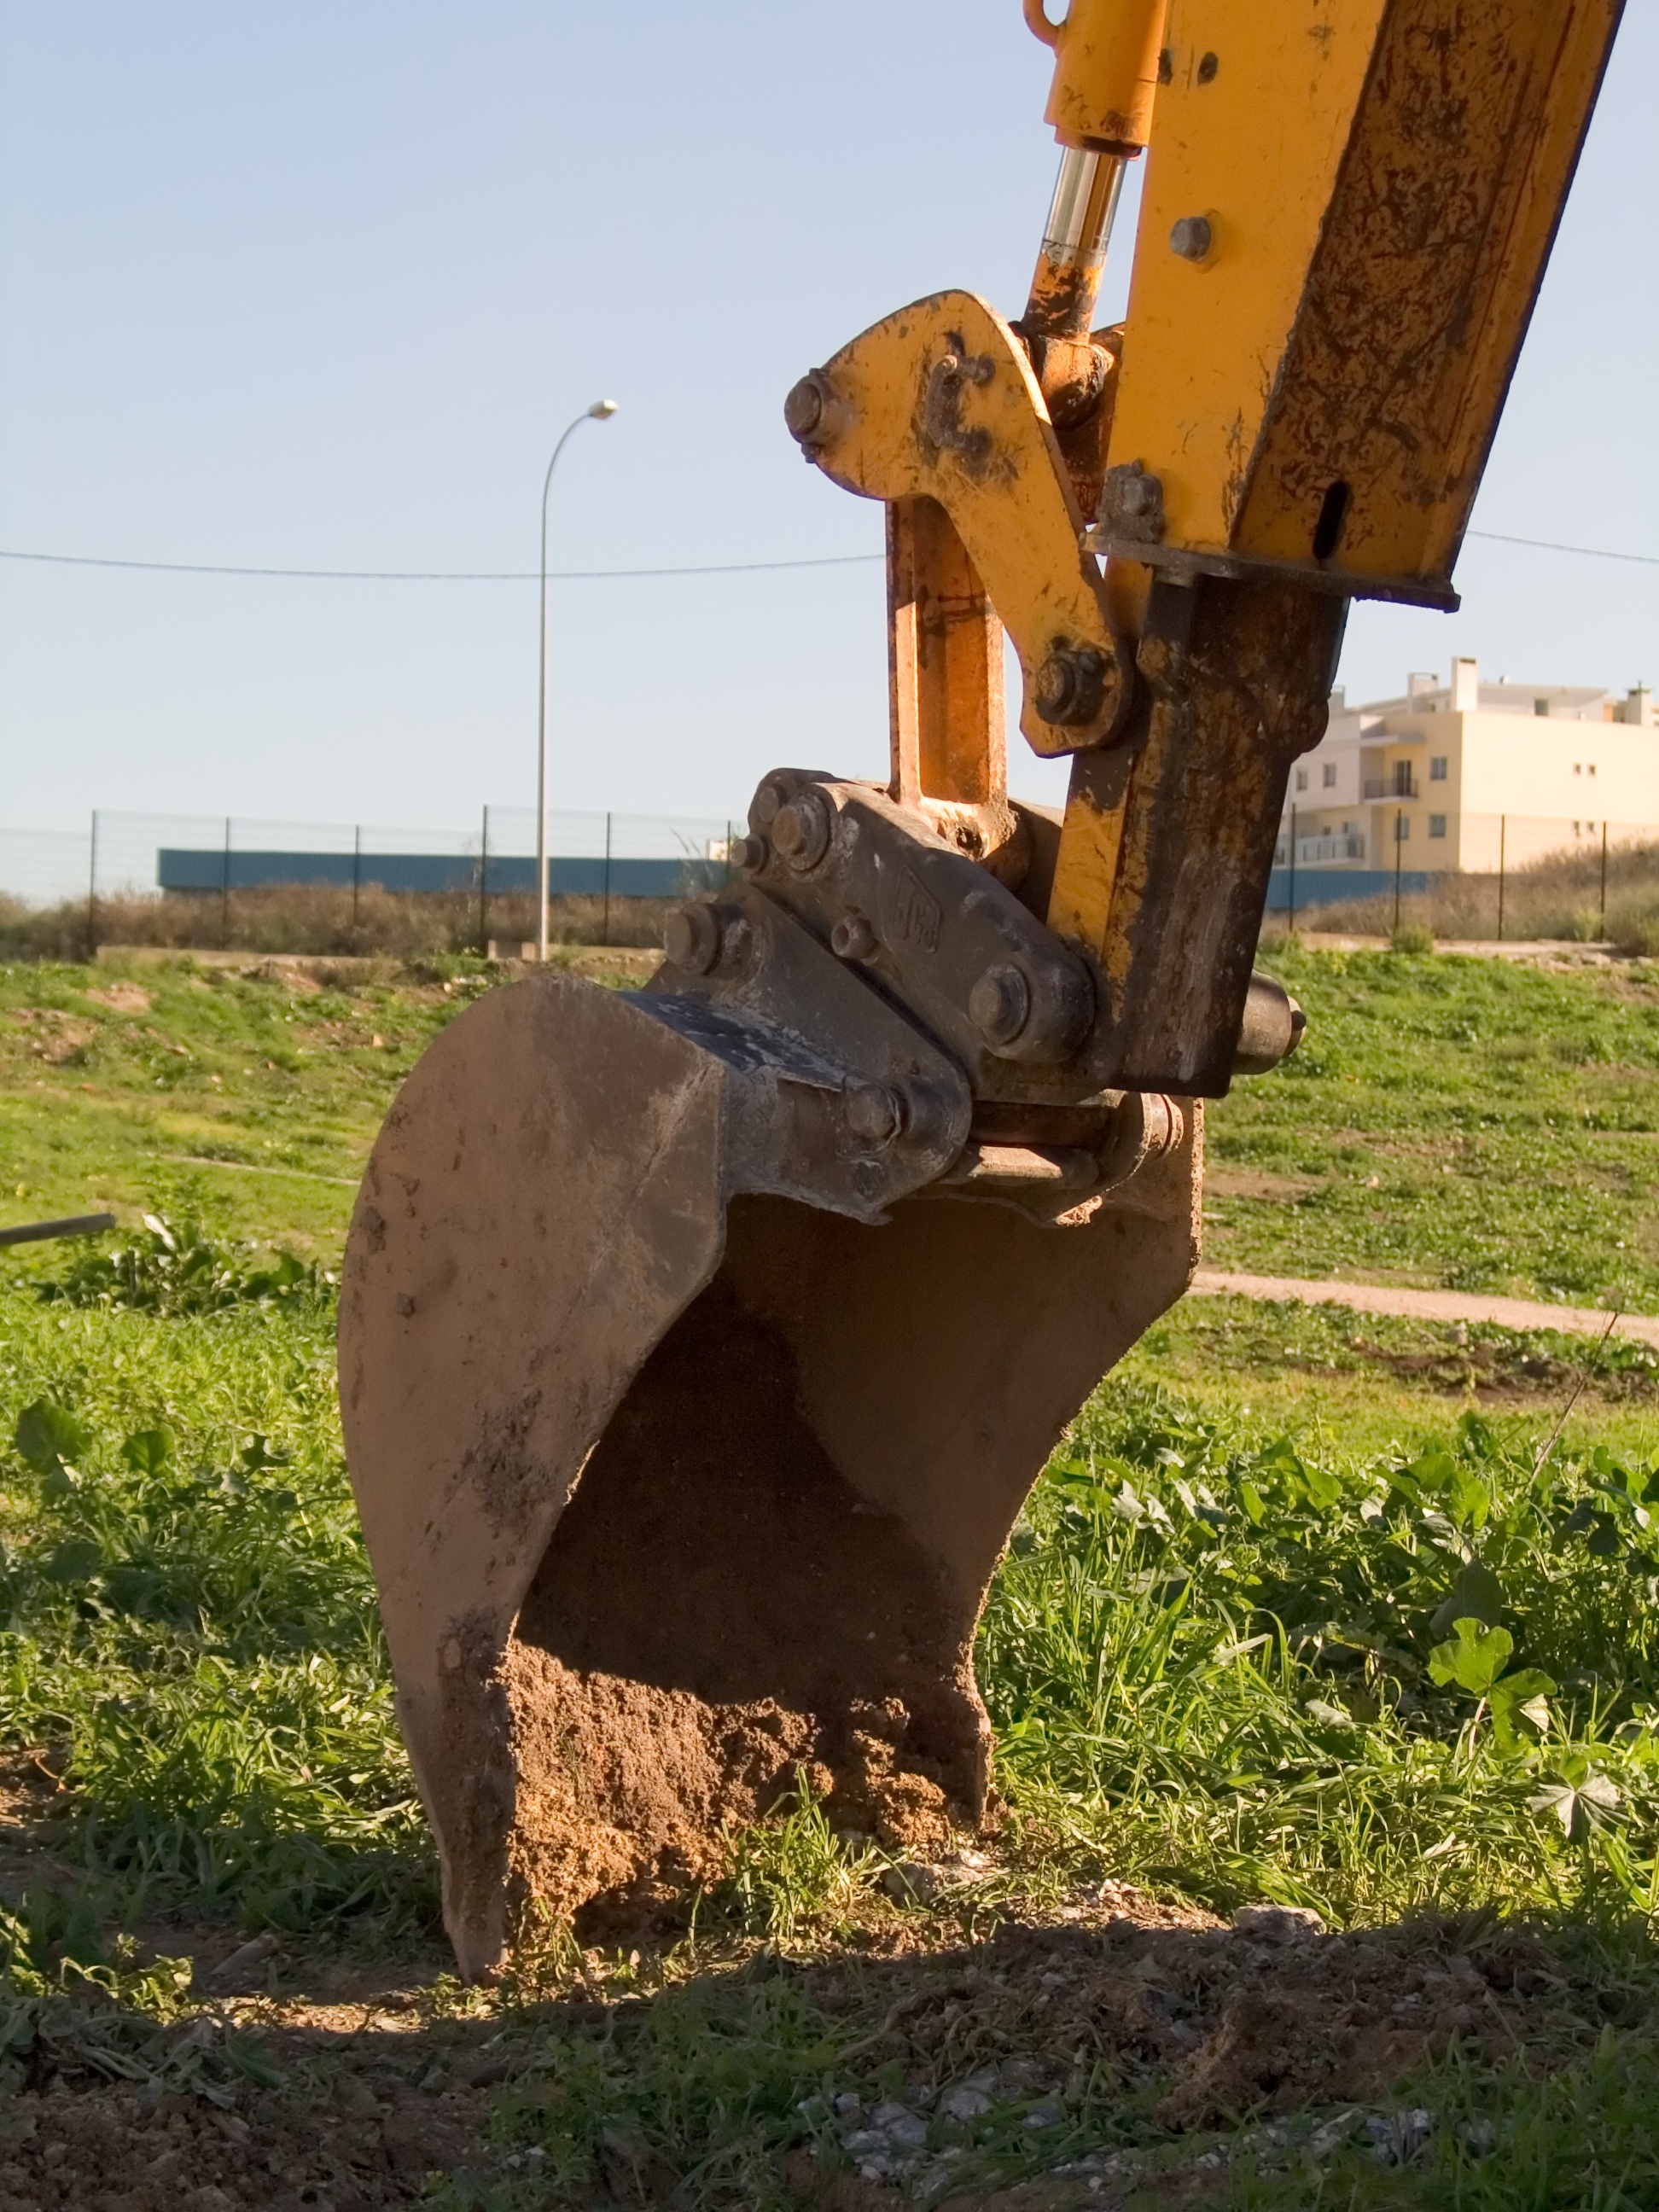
[1391,761,1414,797]
[1589,763,1598,777]
[1323,762,1337,788]
[1535,698,1551,717]
[1295,768,1308,792]
[1430,756,1447,782]
[1394,815,1410,841]
[1574,762,1582,776]
[1429,814,1447,839]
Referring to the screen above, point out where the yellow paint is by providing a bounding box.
[810,288,1126,759]
[1109,0,1388,554]
[1026,0,1170,151]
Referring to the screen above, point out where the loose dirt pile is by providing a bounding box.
[0,2028,491,2211]
[496,1281,987,1935]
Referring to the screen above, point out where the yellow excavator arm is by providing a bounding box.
[340,0,1623,1974]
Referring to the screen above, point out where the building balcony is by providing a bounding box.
[1363,777,1418,800]
[1274,834,1366,866]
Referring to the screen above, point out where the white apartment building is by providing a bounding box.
[1277,661,1657,877]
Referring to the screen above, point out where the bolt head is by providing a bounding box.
[771,791,833,871]
[731,833,768,874]
[751,777,789,830]
[1170,215,1214,261]
[830,913,876,961]
[969,963,1032,1048]
[783,375,825,442]
[663,903,721,975]
[1033,645,1108,729]
[846,1081,904,1146]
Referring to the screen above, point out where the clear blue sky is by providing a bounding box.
[2,1,1653,835]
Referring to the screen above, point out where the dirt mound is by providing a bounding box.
[0,2039,490,2211]
[493,1278,986,1936]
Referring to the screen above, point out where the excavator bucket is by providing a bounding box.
[340,952,1198,1977]
[340,0,1619,1979]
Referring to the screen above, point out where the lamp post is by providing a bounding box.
[537,398,619,961]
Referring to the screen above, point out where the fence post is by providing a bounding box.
[724,821,734,891]
[1600,818,1610,937]
[1393,808,1402,934]
[352,824,362,929]
[602,812,612,947]
[221,817,232,949]
[1497,814,1506,942]
[479,806,489,952]
[86,810,98,961]
[1288,804,1296,937]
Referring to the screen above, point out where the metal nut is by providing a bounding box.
[846,1081,904,1147]
[783,373,827,444]
[751,777,789,830]
[771,791,833,872]
[1033,644,1109,729]
[663,903,722,975]
[969,963,1032,1048]
[1170,214,1214,261]
[1100,462,1166,544]
[830,913,876,961]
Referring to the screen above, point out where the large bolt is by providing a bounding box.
[771,790,832,871]
[846,1081,905,1147]
[1170,214,1214,261]
[1033,644,1109,729]
[663,903,721,975]
[730,832,768,874]
[830,912,876,961]
[751,777,789,830]
[784,374,828,445]
[969,963,1032,1049]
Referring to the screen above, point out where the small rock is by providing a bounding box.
[1022,2104,1063,2131]
[869,2102,928,2150]
[833,2092,864,2117]
[880,1862,940,1905]
[939,2085,992,2123]
[1231,1904,1326,1943]
[207,1932,279,1992]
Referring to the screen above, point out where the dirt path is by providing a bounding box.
[1190,1267,1658,1348]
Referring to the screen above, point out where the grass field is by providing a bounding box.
[4,946,1659,2207]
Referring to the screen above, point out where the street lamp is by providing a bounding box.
[537,398,619,962]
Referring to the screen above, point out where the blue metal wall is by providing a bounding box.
[1264,865,1438,912]
[156,850,724,898]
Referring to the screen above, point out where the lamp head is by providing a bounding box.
[588,399,620,419]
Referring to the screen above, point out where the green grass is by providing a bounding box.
[4,948,1659,2201]
[1209,946,1659,1308]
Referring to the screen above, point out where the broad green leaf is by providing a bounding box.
[12,1400,89,1479]
[121,1427,174,1476]
[41,1538,103,1585]
[1430,1560,1505,1638]
[1429,1616,1512,1697]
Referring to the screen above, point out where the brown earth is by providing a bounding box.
[0,1871,1614,2209]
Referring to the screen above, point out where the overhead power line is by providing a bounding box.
[0,530,1651,583]
[0,547,882,582]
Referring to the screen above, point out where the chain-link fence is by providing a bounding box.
[0,806,741,958]
[1266,811,1659,945]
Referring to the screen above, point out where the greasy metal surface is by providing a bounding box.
[1235,0,1625,588]
[740,771,1095,1093]
[341,967,1201,1976]
[1052,576,1346,1097]
[1104,0,1621,600]
[648,882,973,1214]
[790,289,1129,758]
